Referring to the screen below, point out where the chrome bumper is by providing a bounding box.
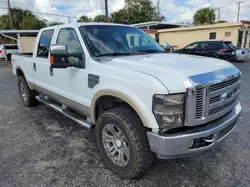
[147,102,242,159]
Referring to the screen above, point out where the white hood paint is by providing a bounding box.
[105,53,233,93]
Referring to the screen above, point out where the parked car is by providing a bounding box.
[175,41,237,61]
[0,43,7,60]
[226,42,250,61]
[12,23,242,178]
[0,43,19,61]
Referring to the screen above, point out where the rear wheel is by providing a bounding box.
[18,76,38,107]
[206,54,218,58]
[96,106,153,178]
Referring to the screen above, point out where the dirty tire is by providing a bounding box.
[96,106,153,179]
[18,76,38,107]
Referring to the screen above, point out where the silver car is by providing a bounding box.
[228,42,250,61]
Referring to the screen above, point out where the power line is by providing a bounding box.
[236,1,244,22]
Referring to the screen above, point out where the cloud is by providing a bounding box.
[0,0,249,24]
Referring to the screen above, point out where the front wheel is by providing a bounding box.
[96,107,153,178]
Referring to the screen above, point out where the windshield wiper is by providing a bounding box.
[138,49,165,53]
[95,52,146,57]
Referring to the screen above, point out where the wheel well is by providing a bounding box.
[94,95,139,123]
[16,68,24,77]
[207,53,218,58]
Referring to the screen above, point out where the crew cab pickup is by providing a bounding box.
[11,23,242,178]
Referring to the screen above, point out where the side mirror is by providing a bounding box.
[50,44,70,69]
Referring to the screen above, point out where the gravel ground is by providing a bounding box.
[0,60,250,187]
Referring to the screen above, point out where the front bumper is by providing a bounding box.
[236,53,250,61]
[147,102,242,159]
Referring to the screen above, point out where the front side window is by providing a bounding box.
[79,25,164,57]
[56,28,84,67]
[184,43,198,50]
[37,30,54,58]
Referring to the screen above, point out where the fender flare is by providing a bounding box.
[91,89,150,128]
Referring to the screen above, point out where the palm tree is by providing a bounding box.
[193,7,215,25]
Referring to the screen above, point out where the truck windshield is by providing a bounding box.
[79,25,164,57]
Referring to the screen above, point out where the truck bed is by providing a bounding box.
[12,53,34,85]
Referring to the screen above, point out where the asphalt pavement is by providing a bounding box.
[0,60,250,187]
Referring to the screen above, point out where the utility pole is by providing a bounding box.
[214,6,222,22]
[7,0,13,29]
[104,0,109,22]
[236,1,244,22]
[157,0,160,19]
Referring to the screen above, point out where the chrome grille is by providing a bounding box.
[195,87,206,119]
[185,67,241,127]
[210,77,239,92]
[209,99,237,116]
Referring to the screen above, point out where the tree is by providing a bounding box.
[48,21,63,26]
[93,15,106,22]
[193,7,215,25]
[77,15,92,22]
[0,8,46,29]
[111,0,163,24]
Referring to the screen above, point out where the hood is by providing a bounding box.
[104,53,233,93]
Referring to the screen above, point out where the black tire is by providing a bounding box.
[96,106,153,179]
[7,54,11,61]
[206,54,218,58]
[18,76,38,107]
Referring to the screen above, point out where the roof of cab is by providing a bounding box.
[42,22,134,30]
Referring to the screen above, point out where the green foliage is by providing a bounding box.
[0,8,46,29]
[111,0,163,24]
[93,15,106,22]
[77,15,92,22]
[193,7,215,25]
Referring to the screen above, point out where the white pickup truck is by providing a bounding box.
[12,23,242,178]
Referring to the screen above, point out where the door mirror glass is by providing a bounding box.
[50,44,69,69]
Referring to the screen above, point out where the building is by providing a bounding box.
[132,21,187,41]
[158,21,250,48]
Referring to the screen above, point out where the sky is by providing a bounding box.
[0,0,249,24]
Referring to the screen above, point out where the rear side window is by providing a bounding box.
[37,30,54,58]
[5,45,18,50]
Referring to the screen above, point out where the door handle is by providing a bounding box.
[33,63,36,71]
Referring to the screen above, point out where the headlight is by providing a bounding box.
[153,94,185,131]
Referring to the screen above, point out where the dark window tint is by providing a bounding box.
[56,28,84,67]
[184,43,198,49]
[205,42,222,49]
[37,30,54,58]
[209,32,216,39]
[5,45,18,50]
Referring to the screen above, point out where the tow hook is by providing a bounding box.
[202,135,215,143]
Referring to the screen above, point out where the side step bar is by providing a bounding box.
[36,95,93,129]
